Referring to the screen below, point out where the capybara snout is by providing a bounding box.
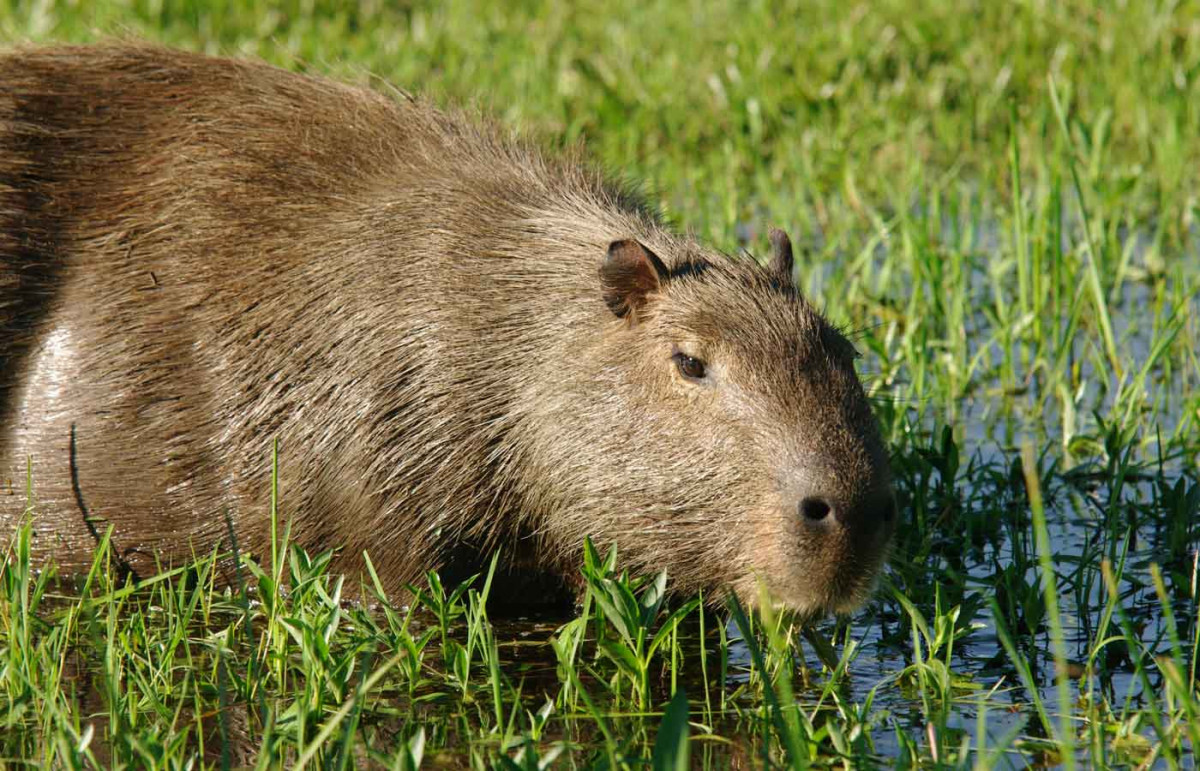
[0,44,894,615]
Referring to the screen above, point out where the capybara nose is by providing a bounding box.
[797,489,896,539]
[799,496,832,522]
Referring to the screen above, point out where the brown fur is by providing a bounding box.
[0,43,894,614]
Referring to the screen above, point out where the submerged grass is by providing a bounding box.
[2,0,1199,767]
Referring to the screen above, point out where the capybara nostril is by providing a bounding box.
[799,496,832,522]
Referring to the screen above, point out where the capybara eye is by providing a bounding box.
[672,353,707,381]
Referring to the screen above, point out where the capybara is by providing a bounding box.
[0,44,895,614]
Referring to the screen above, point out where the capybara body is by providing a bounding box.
[0,44,894,614]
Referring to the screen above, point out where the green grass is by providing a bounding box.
[2,0,1200,767]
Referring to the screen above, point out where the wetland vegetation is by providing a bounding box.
[2,0,1199,767]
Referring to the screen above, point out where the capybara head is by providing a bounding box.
[535,228,895,616]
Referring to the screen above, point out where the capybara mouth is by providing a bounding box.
[735,516,895,618]
[732,566,882,619]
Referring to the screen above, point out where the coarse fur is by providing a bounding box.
[0,43,895,615]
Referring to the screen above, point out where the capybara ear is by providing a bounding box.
[600,239,668,319]
[768,227,794,285]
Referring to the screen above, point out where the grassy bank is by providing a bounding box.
[2,0,1199,767]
